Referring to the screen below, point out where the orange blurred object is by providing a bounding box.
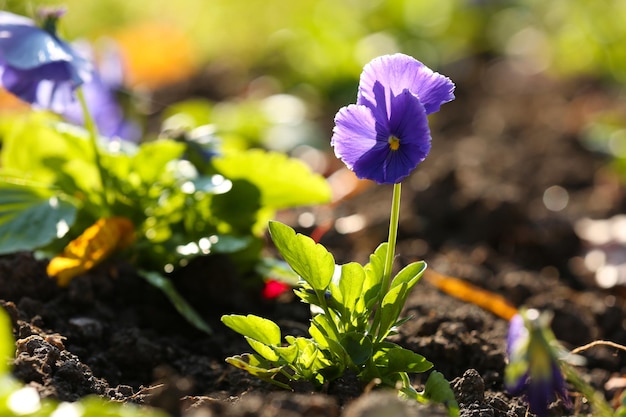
[0,89,29,111]
[113,22,198,90]
[424,269,518,321]
[47,217,135,286]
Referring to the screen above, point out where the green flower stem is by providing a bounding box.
[370,182,402,340]
[77,87,110,213]
[381,182,401,295]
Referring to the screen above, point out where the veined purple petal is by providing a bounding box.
[334,91,430,184]
[331,104,381,172]
[357,53,455,115]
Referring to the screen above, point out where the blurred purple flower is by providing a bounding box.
[0,9,92,111]
[61,41,140,141]
[506,310,571,417]
[331,53,454,184]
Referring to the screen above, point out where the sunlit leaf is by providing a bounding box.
[245,337,280,362]
[0,308,14,376]
[0,181,77,255]
[391,260,426,290]
[221,314,281,346]
[421,371,460,417]
[225,353,290,389]
[212,149,331,209]
[130,139,186,185]
[362,243,386,312]
[378,282,406,340]
[268,221,335,291]
[1,113,99,190]
[336,262,365,319]
[384,347,432,374]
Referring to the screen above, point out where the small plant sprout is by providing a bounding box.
[506,309,617,417]
[506,310,571,417]
[222,53,458,414]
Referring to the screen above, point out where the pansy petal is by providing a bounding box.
[507,314,527,357]
[0,25,73,69]
[356,90,430,184]
[0,17,93,113]
[551,362,571,407]
[526,377,552,417]
[388,90,431,150]
[331,104,381,171]
[0,11,34,27]
[351,142,392,183]
[358,53,455,115]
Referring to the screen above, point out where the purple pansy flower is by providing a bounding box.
[60,41,140,141]
[331,53,454,184]
[506,310,571,417]
[0,9,92,111]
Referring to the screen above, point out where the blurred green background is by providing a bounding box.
[4,0,626,91]
[3,0,626,159]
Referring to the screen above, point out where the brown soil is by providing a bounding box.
[2,57,626,417]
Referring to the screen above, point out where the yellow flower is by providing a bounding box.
[47,217,135,286]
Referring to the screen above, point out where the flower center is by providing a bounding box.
[388,136,400,151]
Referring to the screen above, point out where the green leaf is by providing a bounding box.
[130,139,186,185]
[225,353,291,390]
[274,344,298,363]
[377,283,407,339]
[361,243,387,312]
[421,371,460,417]
[210,179,261,234]
[331,262,365,320]
[0,307,14,376]
[268,221,335,291]
[391,260,427,290]
[221,314,281,346]
[309,314,338,344]
[340,333,373,366]
[291,337,320,376]
[138,270,212,334]
[384,347,433,374]
[212,149,331,209]
[245,337,281,362]
[1,113,96,186]
[0,181,77,254]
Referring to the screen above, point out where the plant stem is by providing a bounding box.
[370,182,402,340]
[77,87,110,213]
[381,182,401,294]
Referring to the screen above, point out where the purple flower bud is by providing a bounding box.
[505,310,571,417]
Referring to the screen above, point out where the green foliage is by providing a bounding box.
[0,181,77,254]
[0,112,330,333]
[222,222,457,414]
